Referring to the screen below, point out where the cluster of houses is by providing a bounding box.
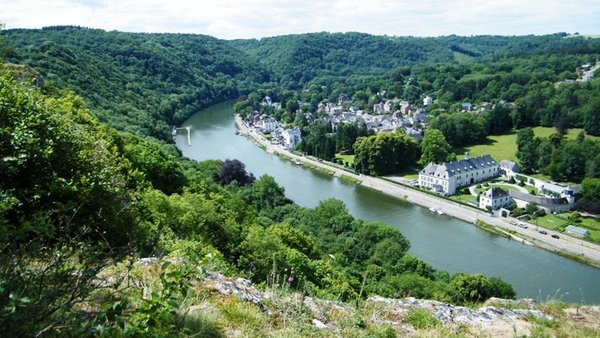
[249,94,590,238]
[248,94,437,148]
[418,154,580,216]
[248,112,303,150]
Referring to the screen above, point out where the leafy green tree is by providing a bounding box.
[246,175,292,211]
[580,178,600,202]
[335,122,358,154]
[353,131,419,175]
[485,106,513,135]
[516,128,540,174]
[537,140,554,172]
[550,141,587,182]
[420,129,456,165]
[583,96,600,136]
[122,135,187,195]
[395,254,435,280]
[447,273,491,304]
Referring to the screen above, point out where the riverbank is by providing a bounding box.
[234,115,600,268]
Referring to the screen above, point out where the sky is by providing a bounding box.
[2,0,599,40]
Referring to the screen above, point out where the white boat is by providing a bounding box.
[429,206,437,212]
[436,209,445,215]
[293,160,302,166]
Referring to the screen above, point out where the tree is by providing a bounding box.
[580,178,600,202]
[353,132,419,175]
[420,129,456,165]
[217,159,256,186]
[537,140,553,172]
[335,123,358,154]
[555,113,570,136]
[516,128,540,174]
[447,273,513,304]
[246,174,292,210]
[525,202,540,216]
[485,106,513,135]
[583,96,600,136]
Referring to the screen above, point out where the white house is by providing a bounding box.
[479,187,511,210]
[423,96,433,106]
[500,160,519,178]
[419,154,500,195]
[258,115,278,133]
[282,128,302,150]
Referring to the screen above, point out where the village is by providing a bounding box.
[241,81,594,240]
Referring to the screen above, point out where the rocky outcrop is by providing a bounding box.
[368,296,551,325]
[203,271,271,316]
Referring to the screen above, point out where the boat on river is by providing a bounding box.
[429,206,437,212]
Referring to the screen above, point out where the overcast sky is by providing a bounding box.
[2,0,599,40]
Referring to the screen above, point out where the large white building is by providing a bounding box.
[419,154,500,195]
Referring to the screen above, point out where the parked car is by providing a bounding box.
[551,234,560,239]
[510,220,517,225]
[539,230,548,235]
[519,223,528,229]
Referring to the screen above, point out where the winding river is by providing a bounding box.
[175,101,600,304]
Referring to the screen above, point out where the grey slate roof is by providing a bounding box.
[421,155,498,179]
[483,187,510,199]
[508,190,568,205]
[500,160,519,173]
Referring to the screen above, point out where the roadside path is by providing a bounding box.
[235,115,600,268]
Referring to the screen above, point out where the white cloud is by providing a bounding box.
[1,0,599,39]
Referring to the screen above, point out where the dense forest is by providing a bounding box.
[2,26,600,335]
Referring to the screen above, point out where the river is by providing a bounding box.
[175,101,600,304]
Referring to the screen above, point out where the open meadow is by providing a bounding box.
[458,127,595,162]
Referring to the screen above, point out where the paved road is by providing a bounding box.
[235,115,600,268]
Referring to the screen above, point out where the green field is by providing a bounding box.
[335,154,355,166]
[535,212,600,243]
[458,127,595,163]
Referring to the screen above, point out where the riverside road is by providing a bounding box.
[235,114,600,268]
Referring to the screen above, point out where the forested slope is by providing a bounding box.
[4,27,599,142]
[3,26,270,140]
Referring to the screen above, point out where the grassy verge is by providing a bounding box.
[340,174,362,185]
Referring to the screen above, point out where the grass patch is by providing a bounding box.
[395,165,423,180]
[458,127,596,163]
[405,308,440,330]
[448,187,478,204]
[536,212,600,244]
[335,154,355,166]
[303,163,335,175]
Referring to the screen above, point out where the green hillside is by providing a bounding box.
[3,26,270,140]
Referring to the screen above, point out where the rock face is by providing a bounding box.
[203,271,271,316]
[367,296,551,325]
[199,268,551,333]
[132,261,600,336]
